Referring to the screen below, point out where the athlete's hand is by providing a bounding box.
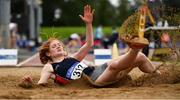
[79,5,95,24]
[19,75,34,88]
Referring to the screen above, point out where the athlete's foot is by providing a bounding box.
[153,62,163,75]
[120,35,149,49]
[129,37,149,49]
[154,70,161,75]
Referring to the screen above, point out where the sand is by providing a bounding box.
[0,63,180,99]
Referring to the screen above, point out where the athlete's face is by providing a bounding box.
[48,40,66,57]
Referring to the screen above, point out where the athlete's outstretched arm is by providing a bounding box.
[20,64,53,86]
[72,5,94,61]
[38,64,54,85]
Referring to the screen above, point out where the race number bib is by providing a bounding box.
[66,62,88,80]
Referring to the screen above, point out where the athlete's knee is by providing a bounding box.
[137,52,147,62]
[107,62,121,73]
[108,62,122,73]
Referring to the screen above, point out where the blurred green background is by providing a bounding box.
[41,27,112,40]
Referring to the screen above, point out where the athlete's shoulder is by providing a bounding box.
[42,63,53,72]
[44,63,52,67]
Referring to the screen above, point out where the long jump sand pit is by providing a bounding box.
[0,63,180,99]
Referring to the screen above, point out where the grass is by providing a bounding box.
[40,26,113,40]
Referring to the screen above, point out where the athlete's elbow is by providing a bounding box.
[38,81,48,86]
[88,42,94,47]
[85,41,94,47]
[38,79,48,85]
[90,40,94,47]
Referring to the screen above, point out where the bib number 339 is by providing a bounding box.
[66,62,88,80]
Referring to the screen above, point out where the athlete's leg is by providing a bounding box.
[95,50,161,83]
[94,37,157,84]
[95,48,140,83]
[133,52,161,74]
